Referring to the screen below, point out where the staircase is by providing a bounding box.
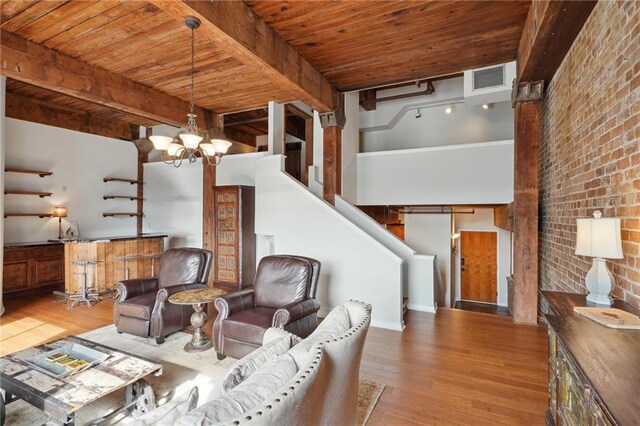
[254,155,441,331]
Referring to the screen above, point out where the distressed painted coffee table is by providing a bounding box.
[0,335,162,425]
[168,287,226,352]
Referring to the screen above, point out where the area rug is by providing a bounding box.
[5,325,384,425]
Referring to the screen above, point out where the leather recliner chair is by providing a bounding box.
[114,248,212,344]
[213,255,321,359]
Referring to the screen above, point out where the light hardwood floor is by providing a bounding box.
[0,294,548,425]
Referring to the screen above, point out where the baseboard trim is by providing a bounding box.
[407,303,437,313]
[370,319,405,331]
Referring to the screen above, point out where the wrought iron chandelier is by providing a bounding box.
[149,16,231,167]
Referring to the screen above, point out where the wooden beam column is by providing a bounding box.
[322,126,342,205]
[511,101,540,324]
[319,98,345,205]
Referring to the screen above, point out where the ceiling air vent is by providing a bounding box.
[463,61,515,105]
[473,65,505,90]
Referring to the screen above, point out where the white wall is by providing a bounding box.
[357,140,514,206]
[143,162,203,248]
[454,208,510,306]
[255,155,404,330]
[404,214,453,308]
[216,152,268,186]
[4,118,138,243]
[360,77,514,152]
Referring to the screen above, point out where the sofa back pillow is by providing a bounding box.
[221,334,292,393]
[288,305,350,366]
[176,353,297,425]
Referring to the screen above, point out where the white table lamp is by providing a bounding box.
[575,210,623,305]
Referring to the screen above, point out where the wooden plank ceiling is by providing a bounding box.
[1,0,531,140]
[245,0,531,91]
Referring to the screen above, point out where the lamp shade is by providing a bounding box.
[52,206,67,218]
[179,132,203,149]
[211,138,232,154]
[149,135,173,151]
[575,216,623,259]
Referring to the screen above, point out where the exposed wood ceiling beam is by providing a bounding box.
[518,0,597,81]
[152,0,340,112]
[223,127,257,147]
[5,91,134,141]
[0,31,215,128]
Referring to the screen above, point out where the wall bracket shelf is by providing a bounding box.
[5,190,53,198]
[103,213,142,217]
[5,213,53,218]
[103,195,142,201]
[103,177,142,185]
[5,167,52,178]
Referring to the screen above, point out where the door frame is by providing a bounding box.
[455,229,500,305]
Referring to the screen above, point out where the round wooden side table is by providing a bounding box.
[168,288,226,352]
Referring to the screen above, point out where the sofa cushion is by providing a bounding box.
[289,305,350,366]
[176,353,297,425]
[222,335,292,393]
[128,386,199,426]
[222,307,277,344]
[118,293,157,320]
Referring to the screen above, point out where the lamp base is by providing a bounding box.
[585,258,614,306]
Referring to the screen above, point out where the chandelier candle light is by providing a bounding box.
[149,16,231,167]
[575,210,624,306]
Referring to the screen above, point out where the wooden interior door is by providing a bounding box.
[460,231,497,303]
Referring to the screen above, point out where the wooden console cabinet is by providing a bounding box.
[541,291,640,425]
[212,185,255,290]
[3,243,64,297]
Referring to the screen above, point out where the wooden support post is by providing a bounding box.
[136,150,147,235]
[304,118,314,186]
[511,101,540,324]
[322,126,342,205]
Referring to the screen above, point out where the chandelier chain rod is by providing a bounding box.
[190,24,195,117]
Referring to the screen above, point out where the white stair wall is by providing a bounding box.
[255,155,405,330]
[335,196,439,312]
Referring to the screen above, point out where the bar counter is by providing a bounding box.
[61,234,167,294]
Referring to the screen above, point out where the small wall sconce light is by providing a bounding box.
[575,210,623,305]
[52,206,67,240]
[445,104,455,114]
[482,103,494,110]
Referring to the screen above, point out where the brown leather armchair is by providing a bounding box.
[213,255,321,359]
[114,248,212,344]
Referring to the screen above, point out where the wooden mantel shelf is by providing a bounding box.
[5,167,52,178]
[103,195,142,201]
[103,177,142,185]
[5,190,52,198]
[5,213,52,218]
[103,212,142,217]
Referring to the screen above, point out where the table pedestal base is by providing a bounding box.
[184,302,212,353]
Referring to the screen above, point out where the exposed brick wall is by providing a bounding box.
[539,1,640,307]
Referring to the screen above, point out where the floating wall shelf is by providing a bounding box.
[5,167,52,178]
[103,195,142,201]
[103,177,142,185]
[103,212,142,217]
[5,190,53,198]
[5,213,53,218]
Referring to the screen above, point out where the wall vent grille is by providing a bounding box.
[473,65,505,90]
